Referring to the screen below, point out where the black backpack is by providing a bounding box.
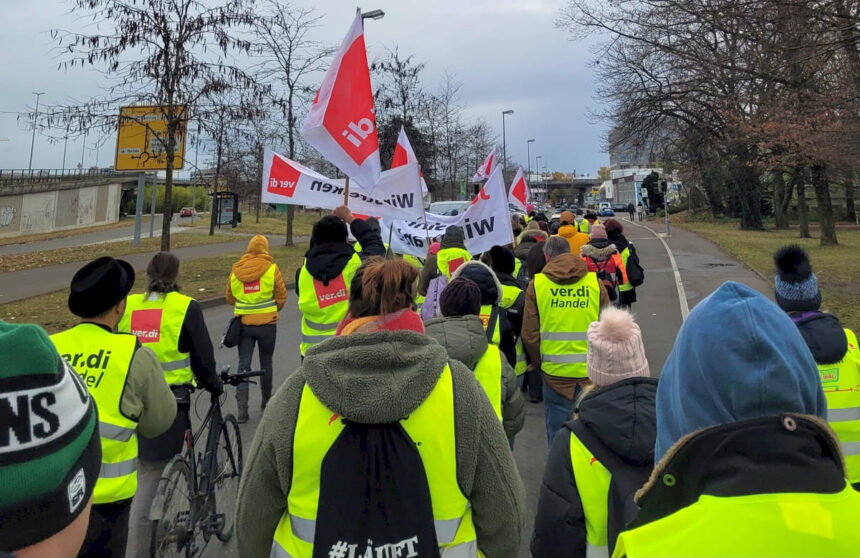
[314,421,440,558]
[625,244,645,287]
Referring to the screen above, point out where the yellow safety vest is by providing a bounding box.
[437,248,472,280]
[403,253,425,269]
[513,257,523,279]
[534,273,600,378]
[499,284,527,377]
[819,328,860,485]
[231,264,278,315]
[297,253,362,356]
[578,220,591,234]
[479,304,502,346]
[51,323,139,504]
[118,291,194,386]
[473,346,503,420]
[570,433,611,558]
[618,247,633,293]
[613,484,860,557]
[271,365,480,558]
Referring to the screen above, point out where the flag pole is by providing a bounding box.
[343,176,350,206]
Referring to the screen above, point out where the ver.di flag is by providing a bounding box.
[382,164,514,258]
[391,126,428,194]
[300,11,382,192]
[508,167,530,212]
[471,147,496,182]
[261,148,423,221]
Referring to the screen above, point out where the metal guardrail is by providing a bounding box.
[0,168,129,186]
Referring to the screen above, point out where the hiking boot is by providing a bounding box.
[237,408,249,424]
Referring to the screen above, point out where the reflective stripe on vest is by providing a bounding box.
[613,485,860,558]
[272,365,478,558]
[534,273,600,378]
[820,328,860,484]
[437,248,472,279]
[231,264,278,315]
[51,324,139,504]
[479,304,502,346]
[474,346,503,420]
[569,433,610,558]
[297,254,362,356]
[118,291,194,386]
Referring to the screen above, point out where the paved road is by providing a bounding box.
[0,216,181,255]
[141,218,771,558]
[0,241,252,304]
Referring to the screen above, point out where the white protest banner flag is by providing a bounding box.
[471,147,496,182]
[261,148,423,221]
[508,167,530,212]
[382,163,514,258]
[300,11,382,192]
[391,126,428,194]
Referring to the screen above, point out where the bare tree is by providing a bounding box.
[54,0,260,250]
[253,0,331,245]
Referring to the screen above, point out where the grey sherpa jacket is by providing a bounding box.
[424,315,525,439]
[236,330,526,558]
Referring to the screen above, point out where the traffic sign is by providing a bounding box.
[115,105,187,171]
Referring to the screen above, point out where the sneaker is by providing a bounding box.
[237,409,249,424]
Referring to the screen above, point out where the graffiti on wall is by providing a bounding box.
[0,206,15,227]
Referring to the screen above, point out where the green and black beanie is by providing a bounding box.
[0,321,101,551]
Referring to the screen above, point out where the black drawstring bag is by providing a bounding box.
[313,421,440,558]
[221,316,241,348]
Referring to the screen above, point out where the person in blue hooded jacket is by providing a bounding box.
[613,281,860,558]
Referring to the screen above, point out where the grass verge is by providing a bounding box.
[0,216,152,247]
[181,209,322,239]
[0,244,307,334]
[0,233,236,273]
[675,216,859,332]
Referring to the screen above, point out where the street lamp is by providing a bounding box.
[502,109,514,179]
[360,9,385,19]
[527,139,535,180]
[535,156,543,201]
[28,91,45,172]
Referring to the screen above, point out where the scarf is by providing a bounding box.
[337,308,425,336]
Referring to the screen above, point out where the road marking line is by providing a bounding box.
[623,218,689,321]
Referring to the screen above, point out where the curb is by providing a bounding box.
[197,282,298,310]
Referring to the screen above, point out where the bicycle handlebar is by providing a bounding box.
[220,369,265,386]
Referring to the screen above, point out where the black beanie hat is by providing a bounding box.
[774,245,821,312]
[68,256,135,318]
[312,215,348,245]
[488,245,516,275]
[440,278,481,317]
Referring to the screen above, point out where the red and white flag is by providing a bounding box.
[508,167,530,212]
[300,11,382,192]
[471,147,496,182]
[391,127,428,194]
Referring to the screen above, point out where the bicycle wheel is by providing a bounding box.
[150,456,198,558]
[213,413,243,542]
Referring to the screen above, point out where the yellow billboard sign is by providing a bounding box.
[115,105,186,171]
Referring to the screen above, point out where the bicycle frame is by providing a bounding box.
[182,395,238,539]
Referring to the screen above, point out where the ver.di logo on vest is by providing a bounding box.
[130,308,162,343]
[550,285,592,309]
[243,279,262,294]
[314,275,348,308]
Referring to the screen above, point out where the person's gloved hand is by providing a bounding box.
[205,376,224,397]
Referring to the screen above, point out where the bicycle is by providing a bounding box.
[150,366,264,558]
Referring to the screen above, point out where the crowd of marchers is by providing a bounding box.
[1,206,859,558]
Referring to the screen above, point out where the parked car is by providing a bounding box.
[428,200,471,216]
[599,207,616,217]
[179,207,195,217]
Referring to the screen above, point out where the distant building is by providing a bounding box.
[608,127,656,171]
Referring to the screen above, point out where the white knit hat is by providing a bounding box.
[587,307,650,386]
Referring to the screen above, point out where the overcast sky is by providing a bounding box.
[0,0,608,178]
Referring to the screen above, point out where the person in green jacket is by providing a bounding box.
[237,258,525,558]
[425,277,525,444]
